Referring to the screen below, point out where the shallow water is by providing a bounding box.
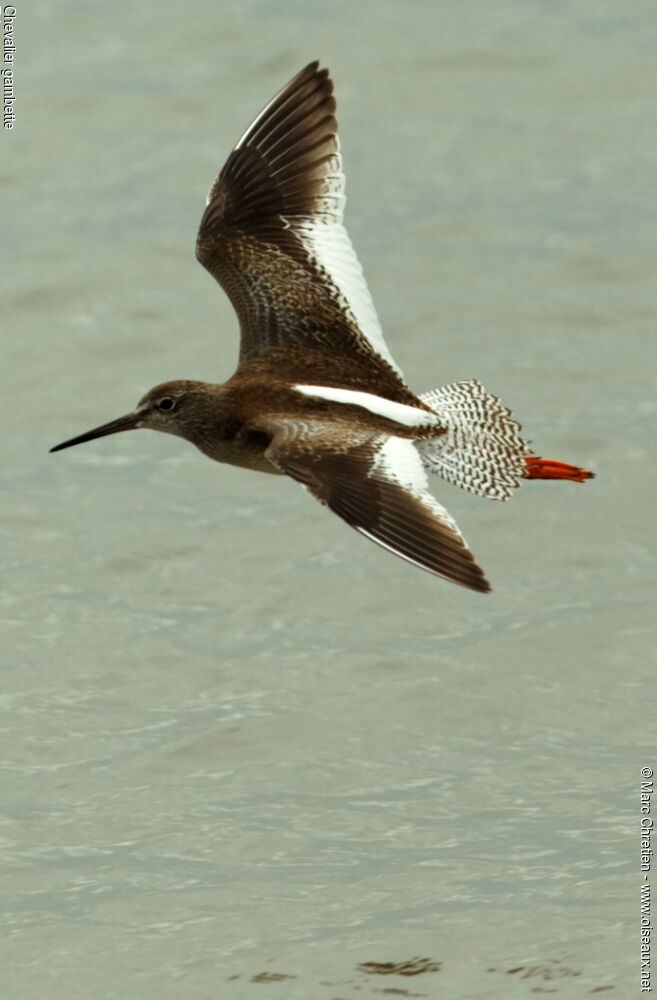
[2,1,654,996]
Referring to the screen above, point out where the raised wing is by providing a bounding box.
[196,62,404,379]
[260,417,490,592]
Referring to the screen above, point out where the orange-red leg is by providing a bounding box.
[523,457,594,482]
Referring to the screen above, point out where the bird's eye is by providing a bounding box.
[156,397,175,412]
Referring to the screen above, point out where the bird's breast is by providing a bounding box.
[193,426,281,475]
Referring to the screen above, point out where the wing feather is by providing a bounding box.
[196,62,404,380]
[259,419,490,592]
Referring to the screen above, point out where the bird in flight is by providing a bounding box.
[51,62,593,593]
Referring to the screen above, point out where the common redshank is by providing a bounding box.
[51,62,593,593]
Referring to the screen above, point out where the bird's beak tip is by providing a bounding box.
[49,412,140,453]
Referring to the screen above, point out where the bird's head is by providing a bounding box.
[50,380,216,453]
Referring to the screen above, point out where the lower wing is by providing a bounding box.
[259,417,490,593]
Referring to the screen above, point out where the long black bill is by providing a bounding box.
[50,413,141,453]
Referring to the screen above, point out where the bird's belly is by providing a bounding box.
[195,436,282,474]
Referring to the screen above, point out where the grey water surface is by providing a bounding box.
[3,1,655,997]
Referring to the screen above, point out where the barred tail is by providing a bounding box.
[416,380,594,500]
[416,380,530,500]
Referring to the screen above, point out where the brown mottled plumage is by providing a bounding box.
[51,62,593,593]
